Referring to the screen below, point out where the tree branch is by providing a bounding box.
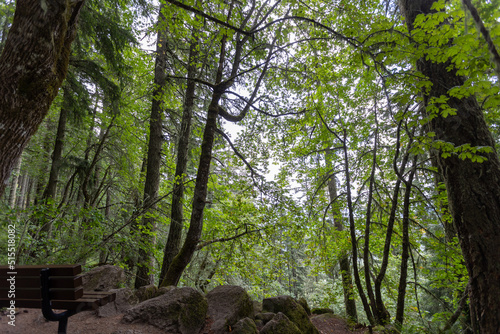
[164,0,253,36]
[196,227,262,250]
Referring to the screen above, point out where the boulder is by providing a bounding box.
[206,285,254,334]
[310,313,350,333]
[231,317,258,334]
[82,265,126,291]
[98,287,138,317]
[297,297,311,315]
[254,319,264,329]
[135,284,174,302]
[253,300,262,315]
[259,312,302,334]
[311,307,334,315]
[122,287,207,334]
[262,295,319,334]
[255,312,275,323]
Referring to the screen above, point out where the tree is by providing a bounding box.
[326,166,357,322]
[399,0,500,331]
[0,0,86,196]
[133,1,169,288]
[160,0,286,286]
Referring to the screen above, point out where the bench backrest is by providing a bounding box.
[0,264,87,309]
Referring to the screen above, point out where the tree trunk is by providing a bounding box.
[326,160,357,322]
[343,130,375,326]
[16,173,29,209]
[374,121,411,323]
[42,86,70,203]
[134,2,168,289]
[0,0,85,197]
[159,33,199,283]
[8,155,22,208]
[160,88,222,287]
[399,1,500,331]
[395,156,417,327]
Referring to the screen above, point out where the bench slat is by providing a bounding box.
[0,298,98,311]
[0,292,115,311]
[83,291,116,305]
[0,276,82,289]
[0,287,84,300]
[0,265,82,276]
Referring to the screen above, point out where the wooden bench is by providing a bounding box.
[0,265,116,334]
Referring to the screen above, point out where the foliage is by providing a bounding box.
[2,0,500,331]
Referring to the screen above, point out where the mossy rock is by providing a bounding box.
[263,295,319,334]
[260,312,302,334]
[297,297,311,315]
[123,287,207,334]
[232,317,258,334]
[255,312,276,323]
[135,284,158,302]
[311,307,334,315]
[206,285,254,334]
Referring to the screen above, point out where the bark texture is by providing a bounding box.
[400,1,500,332]
[42,87,69,203]
[160,33,198,283]
[0,0,85,196]
[134,2,167,289]
[327,172,357,322]
[160,87,223,287]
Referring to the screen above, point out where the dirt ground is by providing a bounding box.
[1,308,373,334]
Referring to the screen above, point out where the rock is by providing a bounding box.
[253,300,262,315]
[297,297,311,315]
[82,265,126,291]
[135,284,158,302]
[231,317,258,334]
[255,312,275,323]
[311,307,334,315]
[97,288,138,317]
[123,287,207,334]
[310,313,350,333]
[135,284,174,302]
[262,295,319,334]
[206,285,254,334]
[260,312,302,334]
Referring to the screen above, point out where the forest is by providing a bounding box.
[1,0,499,332]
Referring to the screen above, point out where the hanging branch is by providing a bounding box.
[462,0,500,83]
[163,0,253,36]
[443,283,471,331]
[196,226,263,250]
[215,128,262,184]
[343,128,376,325]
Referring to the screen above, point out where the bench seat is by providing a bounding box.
[0,265,116,333]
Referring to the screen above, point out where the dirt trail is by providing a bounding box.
[1,308,372,333]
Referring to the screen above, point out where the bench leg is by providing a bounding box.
[58,317,69,334]
[40,268,76,334]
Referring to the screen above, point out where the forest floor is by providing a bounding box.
[0,307,375,333]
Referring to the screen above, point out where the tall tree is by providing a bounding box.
[161,0,284,286]
[326,169,358,322]
[134,1,168,288]
[159,29,199,283]
[0,0,86,196]
[399,0,500,331]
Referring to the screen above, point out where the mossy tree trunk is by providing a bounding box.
[134,2,168,289]
[0,0,85,197]
[400,0,500,331]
